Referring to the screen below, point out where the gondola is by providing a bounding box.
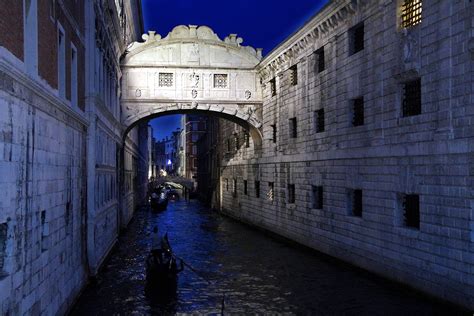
[150,189,168,211]
[145,234,183,294]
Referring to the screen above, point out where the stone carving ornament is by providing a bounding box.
[189,72,200,87]
[192,89,198,98]
[245,90,252,100]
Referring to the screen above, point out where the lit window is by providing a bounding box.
[214,74,228,88]
[401,0,422,28]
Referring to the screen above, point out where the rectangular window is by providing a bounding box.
[0,223,7,271]
[352,97,364,126]
[403,194,420,229]
[401,0,422,28]
[192,145,197,155]
[41,210,48,252]
[314,46,325,73]
[49,0,56,21]
[233,178,237,196]
[289,65,298,85]
[234,134,239,150]
[289,117,297,138]
[348,189,363,217]
[311,186,323,209]
[267,182,274,201]
[270,78,276,96]
[71,45,78,107]
[349,22,364,55]
[243,180,248,195]
[315,109,325,133]
[226,139,231,152]
[225,178,229,191]
[402,79,421,117]
[255,181,260,198]
[288,184,295,204]
[58,28,66,98]
[159,73,173,87]
[244,132,250,148]
[271,124,277,143]
[214,74,228,88]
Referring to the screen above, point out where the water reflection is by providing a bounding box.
[71,200,468,315]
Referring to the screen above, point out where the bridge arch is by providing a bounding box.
[120,25,264,146]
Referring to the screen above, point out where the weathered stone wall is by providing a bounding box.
[220,0,474,309]
[0,64,88,315]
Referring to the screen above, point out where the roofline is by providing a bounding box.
[257,0,347,69]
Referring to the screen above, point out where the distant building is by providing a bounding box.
[182,114,208,184]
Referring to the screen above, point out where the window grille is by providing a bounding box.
[234,134,239,150]
[289,117,297,138]
[349,22,364,55]
[233,179,237,196]
[244,180,248,195]
[244,132,250,148]
[288,184,295,204]
[315,47,325,73]
[402,79,421,117]
[403,194,420,229]
[271,124,277,143]
[225,178,229,191]
[159,73,173,87]
[255,181,260,198]
[226,139,231,152]
[0,223,6,271]
[352,97,364,126]
[349,189,363,217]
[267,182,274,201]
[315,109,325,133]
[214,74,228,88]
[312,186,323,209]
[289,65,298,85]
[401,0,422,28]
[270,78,277,96]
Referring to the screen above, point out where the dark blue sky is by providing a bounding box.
[144,0,329,140]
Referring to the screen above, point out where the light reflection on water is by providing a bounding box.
[71,200,467,315]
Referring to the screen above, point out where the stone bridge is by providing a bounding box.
[121,25,264,145]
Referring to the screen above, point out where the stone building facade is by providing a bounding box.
[219,0,474,309]
[0,0,147,315]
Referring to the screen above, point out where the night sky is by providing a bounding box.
[144,0,329,141]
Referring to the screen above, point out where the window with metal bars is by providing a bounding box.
[232,178,237,197]
[289,117,297,138]
[289,65,298,85]
[349,22,364,55]
[401,0,422,28]
[314,47,325,73]
[225,178,229,191]
[213,74,228,88]
[270,78,277,96]
[267,182,274,201]
[255,181,260,198]
[403,194,420,229]
[402,78,421,117]
[311,186,323,209]
[41,210,48,252]
[315,109,325,133]
[348,189,363,217]
[288,184,296,204]
[244,132,250,148]
[159,73,173,87]
[226,139,231,152]
[352,97,364,126]
[271,124,277,143]
[244,180,248,195]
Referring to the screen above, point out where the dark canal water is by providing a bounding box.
[71,200,468,315]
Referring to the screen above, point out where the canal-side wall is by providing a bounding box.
[220,0,474,309]
[0,52,88,315]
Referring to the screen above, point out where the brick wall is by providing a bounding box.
[0,0,24,61]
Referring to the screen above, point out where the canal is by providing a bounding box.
[71,200,467,315]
